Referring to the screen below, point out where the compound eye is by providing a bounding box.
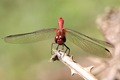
[59,35,62,39]
[55,36,59,43]
[56,36,58,39]
[62,37,66,42]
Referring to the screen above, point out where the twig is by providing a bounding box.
[50,50,98,80]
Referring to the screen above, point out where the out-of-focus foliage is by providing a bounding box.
[0,0,120,80]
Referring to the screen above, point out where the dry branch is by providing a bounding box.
[50,50,98,80]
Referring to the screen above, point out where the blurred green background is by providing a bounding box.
[0,0,120,80]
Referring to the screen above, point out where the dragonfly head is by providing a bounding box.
[58,17,64,29]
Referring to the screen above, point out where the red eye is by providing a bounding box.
[55,36,58,43]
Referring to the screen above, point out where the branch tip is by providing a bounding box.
[50,50,98,80]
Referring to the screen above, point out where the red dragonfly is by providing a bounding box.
[3,17,112,57]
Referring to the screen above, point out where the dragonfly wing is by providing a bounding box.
[4,28,56,44]
[66,28,112,58]
[66,28,113,47]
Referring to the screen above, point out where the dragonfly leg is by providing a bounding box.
[51,43,61,54]
[62,44,64,50]
[51,43,70,55]
[56,44,60,50]
[51,43,57,55]
[63,44,70,55]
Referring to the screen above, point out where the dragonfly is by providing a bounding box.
[3,17,113,58]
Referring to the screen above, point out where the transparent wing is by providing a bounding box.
[3,28,56,44]
[66,28,112,58]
